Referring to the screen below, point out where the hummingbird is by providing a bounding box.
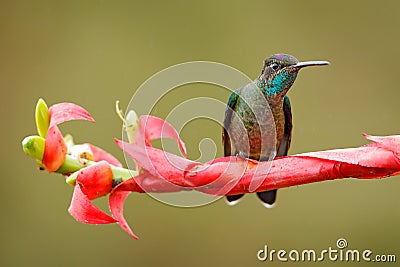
[223,54,329,207]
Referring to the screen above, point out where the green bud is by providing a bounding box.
[115,101,139,144]
[22,135,45,161]
[125,110,139,144]
[35,98,50,138]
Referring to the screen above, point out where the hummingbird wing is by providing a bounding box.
[223,91,245,204]
[223,91,239,157]
[256,96,292,207]
[277,95,292,157]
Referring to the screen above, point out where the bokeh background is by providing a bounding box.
[1,1,399,266]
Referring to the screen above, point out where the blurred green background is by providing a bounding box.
[1,0,399,266]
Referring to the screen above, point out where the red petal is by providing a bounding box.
[68,184,117,224]
[110,173,181,194]
[185,158,248,195]
[297,146,398,168]
[88,144,123,167]
[42,103,95,172]
[109,191,137,239]
[135,115,186,157]
[117,139,253,196]
[48,102,95,128]
[208,156,400,196]
[363,134,400,154]
[115,139,199,186]
[76,161,113,200]
[42,125,67,172]
[71,143,122,167]
[109,176,148,240]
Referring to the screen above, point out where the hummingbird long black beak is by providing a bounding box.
[290,61,330,69]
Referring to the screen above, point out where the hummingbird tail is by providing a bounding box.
[225,194,244,206]
[256,190,277,208]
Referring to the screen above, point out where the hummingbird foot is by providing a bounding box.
[235,151,248,161]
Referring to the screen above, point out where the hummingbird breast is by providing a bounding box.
[227,83,285,160]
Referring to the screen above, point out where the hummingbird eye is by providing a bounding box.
[270,63,279,71]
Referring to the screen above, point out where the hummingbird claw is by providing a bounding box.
[235,151,247,161]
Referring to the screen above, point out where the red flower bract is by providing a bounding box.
[42,126,67,172]
[76,161,114,200]
[42,103,95,172]
[48,103,95,128]
[134,115,186,157]
[69,185,117,224]
[68,161,117,224]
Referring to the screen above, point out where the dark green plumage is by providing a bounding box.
[223,53,329,207]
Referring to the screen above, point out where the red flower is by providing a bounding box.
[33,101,123,231]
[24,100,400,240]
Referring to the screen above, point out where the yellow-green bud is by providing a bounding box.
[35,98,50,138]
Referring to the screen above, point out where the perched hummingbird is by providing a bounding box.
[223,54,329,207]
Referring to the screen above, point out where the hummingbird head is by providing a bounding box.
[259,54,329,98]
